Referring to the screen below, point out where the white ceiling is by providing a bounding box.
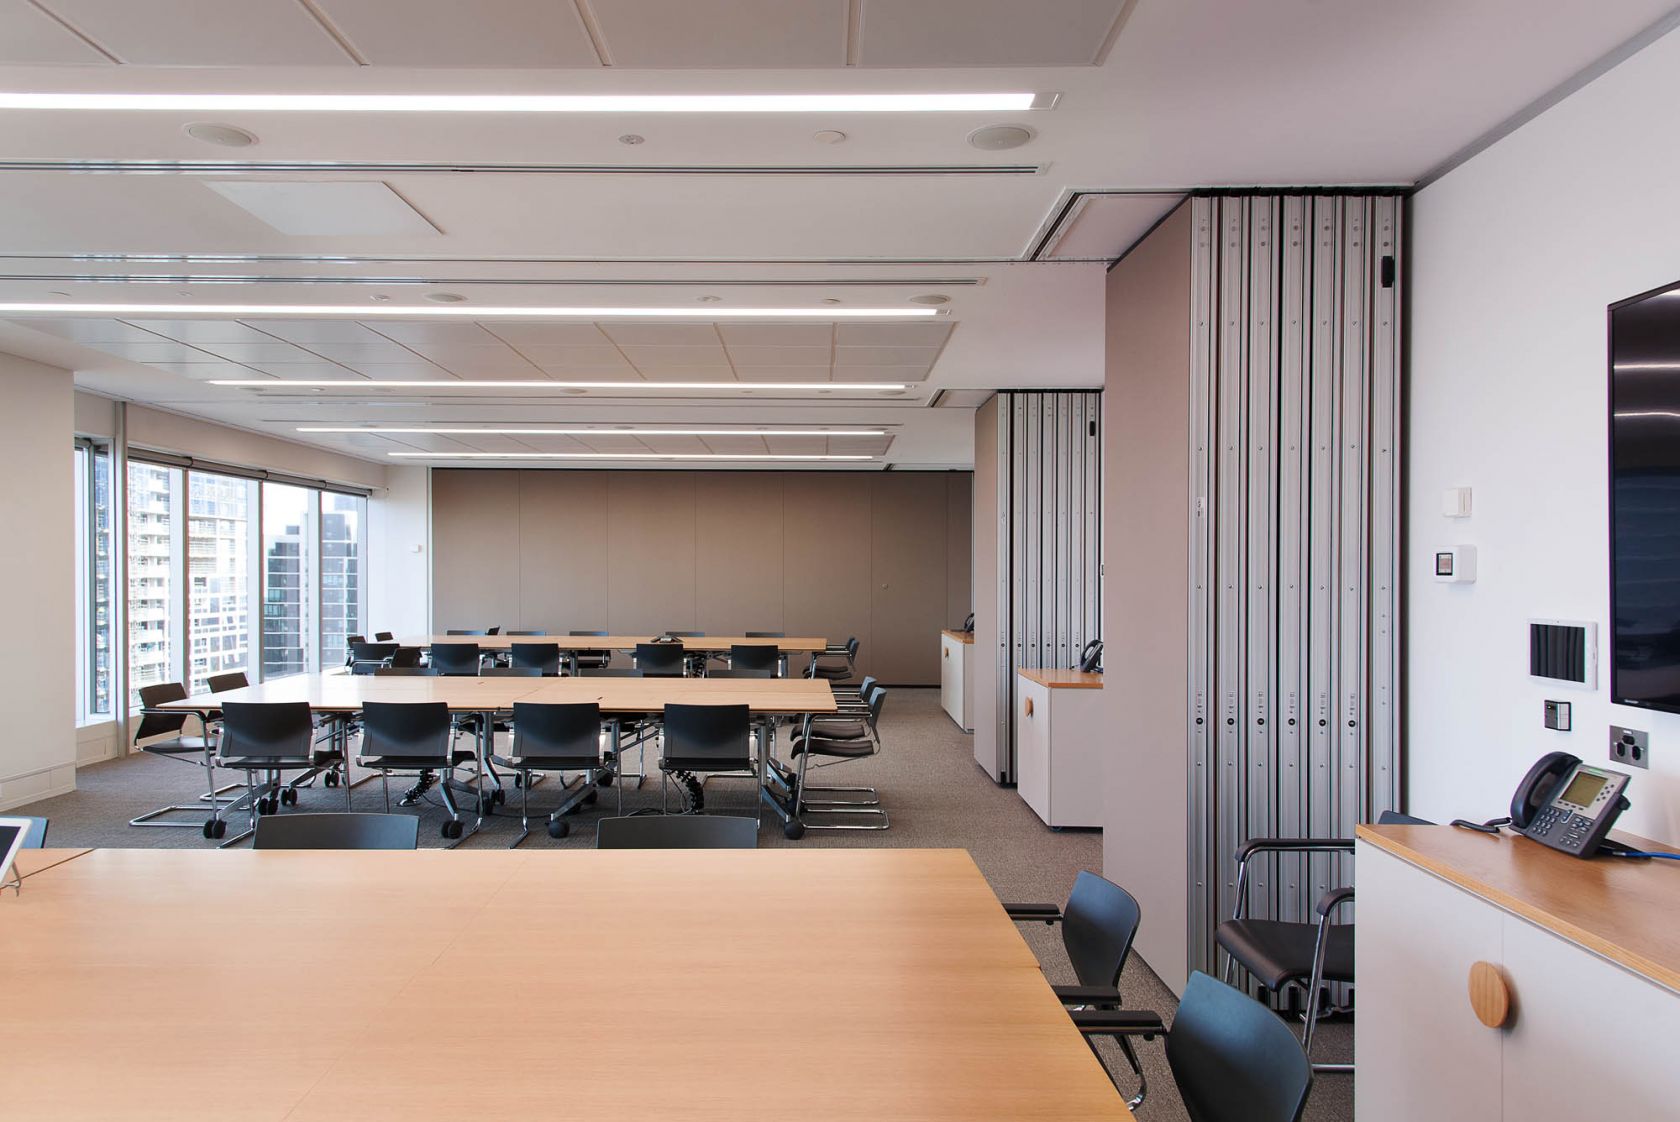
[0,0,1672,470]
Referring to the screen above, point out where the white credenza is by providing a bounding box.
[1356,825,1680,1122]
[940,629,974,732]
[1014,668,1104,828]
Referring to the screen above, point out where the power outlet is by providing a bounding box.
[1609,725,1650,770]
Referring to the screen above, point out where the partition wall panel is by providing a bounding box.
[515,469,608,631]
[696,472,786,635]
[1187,195,1403,974]
[430,469,521,630]
[869,472,952,685]
[605,472,699,634]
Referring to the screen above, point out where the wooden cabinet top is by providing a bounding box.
[1359,823,1680,994]
[1017,668,1104,689]
[942,629,975,644]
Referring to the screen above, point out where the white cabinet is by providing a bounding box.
[940,629,974,731]
[1014,669,1104,828]
[1356,834,1680,1122]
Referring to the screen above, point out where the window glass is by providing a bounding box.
[319,492,366,668]
[185,471,257,693]
[127,461,182,707]
[262,482,316,678]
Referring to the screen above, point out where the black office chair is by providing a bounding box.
[374,631,394,642]
[568,629,613,672]
[663,630,708,675]
[577,667,644,677]
[206,671,248,693]
[1005,871,1153,1107]
[726,643,778,675]
[492,702,607,845]
[510,642,562,676]
[252,812,419,850]
[356,701,475,840]
[781,686,888,838]
[708,668,774,679]
[596,814,758,849]
[660,703,756,818]
[744,631,786,638]
[806,636,861,693]
[506,629,543,636]
[343,634,365,667]
[375,666,437,676]
[635,642,686,678]
[390,646,424,668]
[129,681,228,836]
[1076,971,1312,1122]
[429,642,481,676]
[446,629,486,636]
[214,701,330,845]
[349,641,399,672]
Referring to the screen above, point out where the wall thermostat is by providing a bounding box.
[1433,545,1476,583]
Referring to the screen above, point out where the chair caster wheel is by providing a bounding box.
[259,796,279,815]
[783,821,806,840]
[442,820,464,840]
[493,788,506,806]
[280,788,299,806]
[584,790,598,806]
[203,818,227,840]
[513,774,524,789]
[323,772,340,788]
[597,773,614,787]
[547,819,569,839]
[477,794,498,815]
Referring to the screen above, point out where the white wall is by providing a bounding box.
[368,465,431,641]
[1409,27,1680,843]
[0,352,76,808]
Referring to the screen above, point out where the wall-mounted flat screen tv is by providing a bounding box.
[1610,278,1680,713]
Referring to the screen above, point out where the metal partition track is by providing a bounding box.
[985,390,1103,784]
[1185,195,1402,977]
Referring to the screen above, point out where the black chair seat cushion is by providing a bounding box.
[217,754,316,770]
[660,755,752,773]
[142,736,216,755]
[792,736,874,759]
[807,718,868,739]
[491,753,599,771]
[359,750,476,770]
[1215,918,1354,990]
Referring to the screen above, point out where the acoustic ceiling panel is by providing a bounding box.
[834,322,952,347]
[855,0,1127,67]
[0,1,113,64]
[313,0,601,67]
[40,0,354,65]
[588,0,845,68]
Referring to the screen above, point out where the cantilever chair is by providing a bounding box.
[129,681,228,836]
[492,702,608,845]
[780,684,888,837]
[659,703,756,819]
[429,642,481,676]
[596,814,757,849]
[1005,871,1153,1107]
[374,631,394,642]
[252,812,418,850]
[663,631,708,676]
[568,630,613,673]
[348,641,399,673]
[1076,971,1312,1122]
[213,701,332,845]
[634,642,686,678]
[510,642,563,676]
[725,643,778,675]
[356,701,475,841]
[206,671,248,693]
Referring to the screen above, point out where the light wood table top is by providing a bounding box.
[10,848,90,881]
[941,629,975,644]
[0,848,1128,1122]
[158,673,836,716]
[1359,823,1680,994]
[408,635,828,653]
[1018,668,1104,689]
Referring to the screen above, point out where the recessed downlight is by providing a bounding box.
[697,295,722,303]
[909,294,950,306]
[425,292,466,303]
[813,130,847,144]
[619,133,645,145]
[183,121,257,148]
[967,124,1034,151]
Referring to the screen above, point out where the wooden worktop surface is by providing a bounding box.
[407,635,827,652]
[0,848,1128,1121]
[1017,668,1104,689]
[1358,823,1680,994]
[941,629,975,644]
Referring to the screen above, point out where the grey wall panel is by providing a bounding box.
[972,397,1008,779]
[515,470,609,632]
[694,472,785,635]
[946,472,974,629]
[870,472,950,685]
[784,472,873,674]
[430,468,521,632]
[607,472,699,634]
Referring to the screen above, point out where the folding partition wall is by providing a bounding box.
[975,391,1102,782]
[1186,195,1403,973]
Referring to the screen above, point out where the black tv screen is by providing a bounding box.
[1610,278,1680,713]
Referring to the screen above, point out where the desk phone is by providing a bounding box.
[1516,757,1631,857]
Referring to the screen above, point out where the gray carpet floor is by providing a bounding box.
[21,687,1351,1120]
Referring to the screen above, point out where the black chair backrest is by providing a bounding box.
[1062,870,1143,990]
[744,630,785,638]
[360,701,452,762]
[135,681,190,740]
[350,641,399,664]
[429,643,481,675]
[446,629,486,636]
[662,703,751,767]
[635,642,686,676]
[510,642,562,675]
[506,629,543,636]
[729,644,778,673]
[596,815,758,850]
[664,630,704,637]
[569,629,608,636]
[374,631,394,641]
[578,667,643,677]
[375,666,437,676]
[1375,810,1434,826]
[709,668,774,679]
[218,701,315,763]
[252,812,419,851]
[16,816,47,848]
[350,662,380,676]
[1168,971,1312,1122]
[511,702,602,763]
[207,671,249,693]
[391,646,424,668]
[480,666,541,678]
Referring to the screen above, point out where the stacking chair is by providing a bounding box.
[709,669,774,679]
[492,702,608,844]
[782,685,888,837]
[356,701,475,840]
[659,703,756,819]
[510,642,562,676]
[429,642,481,676]
[348,641,399,672]
[569,630,613,672]
[742,630,788,673]
[129,681,227,836]
[213,701,330,844]
[634,641,686,678]
[1005,871,1154,1107]
[664,630,709,676]
[596,814,757,849]
[343,634,365,667]
[391,646,424,668]
[206,671,248,693]
[375,666,437,677]
[252,812,418,850]
[446,629,486,636]
[506,629,543,636]
[578,667,643,677]
[1075,971,1312,1122]
[727,643,778,675]
[374,631,395,642]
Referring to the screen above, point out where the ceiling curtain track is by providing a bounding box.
[127,448,374,498]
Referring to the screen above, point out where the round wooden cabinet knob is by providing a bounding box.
[1468,961,1512,1028]
[1024,697,1035,717]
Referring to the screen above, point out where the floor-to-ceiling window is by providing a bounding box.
[319,491,367,669]
[126,460,182,708]
[186,472,258,694]
[262,481,316,679]
[73,440,113,723]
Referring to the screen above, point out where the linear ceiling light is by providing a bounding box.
[0,93,1039,114]
[298,426,888,435]
[0,302,936,319]
[386,452,874,461]
[216,379,906,391]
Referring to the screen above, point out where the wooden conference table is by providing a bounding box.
[405,633,829,654]
[0,847,1127,1121]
